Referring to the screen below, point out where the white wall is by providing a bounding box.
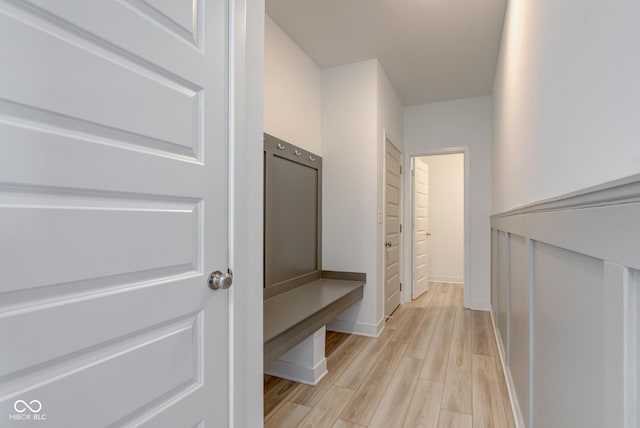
[377,63,404,147]
[377,63,405,323]
[404,96,492,309]
[264,15,322,154]
[322,60,380,335]
[264,20,405,335]
[420,154,464,284]
[492,0,640,213]
[492,2,640,426]
[323,60,404,335]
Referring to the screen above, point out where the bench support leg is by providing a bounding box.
[264,326,328,385]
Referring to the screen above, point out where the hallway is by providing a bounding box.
[264,283,515,427]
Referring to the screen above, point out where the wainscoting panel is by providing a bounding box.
[629,269,639,428]
[508,234,530,427]
[497,230,509,362]
[491,173,640,428]
[491,228,500,329]
[534,244,604,428]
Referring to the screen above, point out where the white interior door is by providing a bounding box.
[384,139,402,317]
[412,158,430,299]
[0,1,230,426]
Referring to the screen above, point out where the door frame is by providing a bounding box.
[403,147,470,308]
[382,134,403,318]
[229,0,264,426]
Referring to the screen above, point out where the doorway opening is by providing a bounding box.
[410,152,466,301]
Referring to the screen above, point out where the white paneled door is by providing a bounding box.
[412,158,430,299]
[384,139,402,317]
[0,1,230,427]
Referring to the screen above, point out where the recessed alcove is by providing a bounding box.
[262,133,365,383]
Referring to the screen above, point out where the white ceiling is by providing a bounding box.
[266,0,507,106]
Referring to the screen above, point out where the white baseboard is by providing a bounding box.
[264,357,328,386]
[326,317,384,337]
[490,310,526,428]
[429,275,464,284]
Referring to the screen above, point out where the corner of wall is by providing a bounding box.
[376,61,405,315]
[321,60,380,331]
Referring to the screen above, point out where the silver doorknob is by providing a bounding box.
[208,270,233,290]
[385,241,392,248]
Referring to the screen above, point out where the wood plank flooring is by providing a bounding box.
[264,283,515,428]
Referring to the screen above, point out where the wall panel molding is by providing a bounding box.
[491,174,640,428]
[493,173,640,217]
[624,268,639,428]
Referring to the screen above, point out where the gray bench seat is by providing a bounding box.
[264,271,365,367]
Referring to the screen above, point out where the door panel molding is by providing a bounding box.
[384,138,402,317]
[0,0,230,425]
[412,157,429,299]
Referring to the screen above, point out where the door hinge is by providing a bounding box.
[400,165,403,174]
[399,224,402,233]
[400,282,402,291]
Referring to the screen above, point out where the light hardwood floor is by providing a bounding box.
[264,283,515,428]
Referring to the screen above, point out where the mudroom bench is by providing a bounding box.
[263,271,364,367]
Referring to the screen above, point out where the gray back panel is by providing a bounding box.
[264,133,322,298]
